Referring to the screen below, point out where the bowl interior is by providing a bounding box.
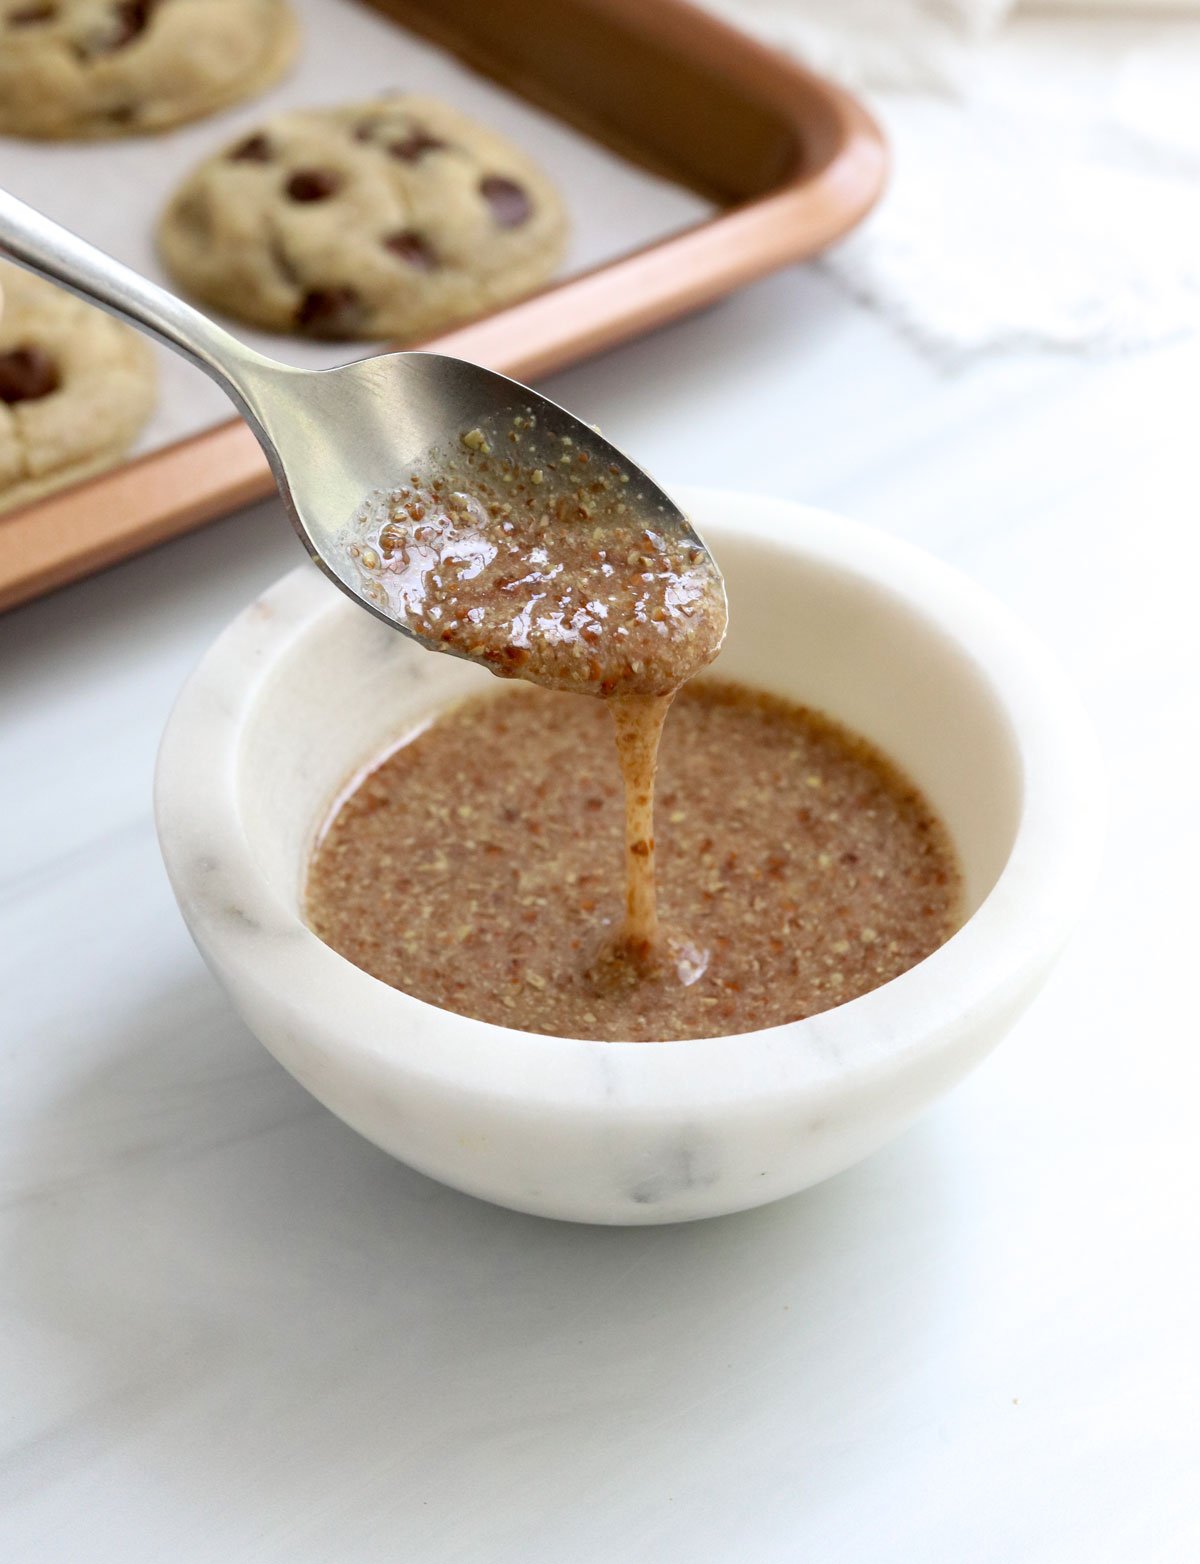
[237,520,1023,926]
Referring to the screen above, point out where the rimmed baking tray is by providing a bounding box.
[0,0,885,612]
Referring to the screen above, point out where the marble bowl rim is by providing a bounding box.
[155,487,1104,1115]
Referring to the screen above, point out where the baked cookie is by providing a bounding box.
[0,263,155,513]
[157,95,568,341]
[0,0,297,140]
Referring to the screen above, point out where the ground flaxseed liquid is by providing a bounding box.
[305,680,962,1042]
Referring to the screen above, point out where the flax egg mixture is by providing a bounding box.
[340,414,727,699]
[304,421,961,1042]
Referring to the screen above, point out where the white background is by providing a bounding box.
[2,17,1199,1564]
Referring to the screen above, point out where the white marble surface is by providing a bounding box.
[2,260,1198,1557]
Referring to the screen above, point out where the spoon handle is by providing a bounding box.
[0,186,277,412]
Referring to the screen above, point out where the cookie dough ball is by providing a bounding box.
[0,263,155,513]
[0,0,298,139]
[157,95,568,341]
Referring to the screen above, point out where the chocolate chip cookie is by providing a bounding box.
[156,95,568,341]
[0,0,297,139]
[0,263,155,513]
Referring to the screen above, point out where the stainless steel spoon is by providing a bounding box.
[0,189,720,641]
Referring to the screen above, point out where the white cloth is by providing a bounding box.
[704,2,1200,356]
[702,0,1012,93]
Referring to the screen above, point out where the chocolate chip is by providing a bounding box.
[387,130,447,163]
[75,0,153,56]
[352,119,382,143]
[285,168,342,203]
[110,0,152,44]
[383,230,436,270]
[0,345,60,404]
[480,175,531,229]
[294,287,364,337]
[229,133,272,163]
[7,3,58,24]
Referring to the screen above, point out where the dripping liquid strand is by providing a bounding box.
[594,690,710,996]
[611,692,672,956]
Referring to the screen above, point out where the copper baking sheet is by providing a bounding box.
[0,0,885,613]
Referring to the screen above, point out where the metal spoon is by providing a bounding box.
[0,189,721,642]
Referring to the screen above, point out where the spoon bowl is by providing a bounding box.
[232,347,712,644]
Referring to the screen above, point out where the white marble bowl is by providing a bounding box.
[155,489,1102,1224]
